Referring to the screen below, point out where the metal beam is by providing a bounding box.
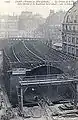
[20,86,23,113]
[18,77,78,115]
[19,78,78,87]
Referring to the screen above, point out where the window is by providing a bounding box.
[69,26,71,30]
[76,49,78,57]
[73,26,75,31]
[68,37,71,43]
[66,25,67,30]
[74,20,76,23]
[67,26,69,31]
[75,15,78,23]
[72,37,75,44]
[76,38,78,44]
[63,43,67,52]
[68,46,71,53]
[72,47,75,54]
[64,25,66,30]
[62,25,64,30]
[66,15,69,22]
[62,32,64,35]
[62,35,67,42]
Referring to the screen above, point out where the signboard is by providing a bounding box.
[12,68,26,75]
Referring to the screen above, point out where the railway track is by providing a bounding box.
[22,40,45,63]
[12,46,21,63]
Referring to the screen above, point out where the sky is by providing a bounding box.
[0,0,77,18]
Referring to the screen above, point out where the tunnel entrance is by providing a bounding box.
[24,65,64,105]
[10,65,64,107]
[23,65,64,106]
[26,65,63,76]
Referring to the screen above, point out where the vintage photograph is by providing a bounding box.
[0,0,78,119]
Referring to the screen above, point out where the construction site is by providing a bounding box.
[0,38,77,120]
[0,0,78,119]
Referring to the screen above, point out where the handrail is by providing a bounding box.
[19,78,78,86]
[22,74,67,81]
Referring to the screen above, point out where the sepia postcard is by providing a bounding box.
[0,0,78,120]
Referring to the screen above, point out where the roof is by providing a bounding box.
[63,1,78,23]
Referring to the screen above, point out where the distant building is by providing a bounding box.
[0,12,44,38]
[0,15,18,38]
[62,1,78,57]
[18,11,45,37]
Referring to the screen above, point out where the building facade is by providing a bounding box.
[62,1,78,57]
[0,15,18,38]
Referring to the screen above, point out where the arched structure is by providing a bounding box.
[27,65,63,76]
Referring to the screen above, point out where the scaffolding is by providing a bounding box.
[16,75,78,115]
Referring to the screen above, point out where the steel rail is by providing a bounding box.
[22,40,46,62]
[12,46,21,63]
